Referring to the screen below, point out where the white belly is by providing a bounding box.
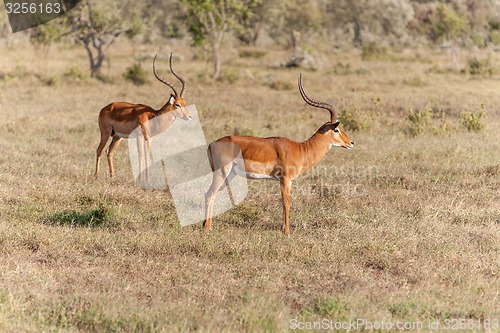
[233,163,279,180]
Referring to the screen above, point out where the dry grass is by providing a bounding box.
[0,41,499,332]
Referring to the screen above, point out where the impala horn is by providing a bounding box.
[153,53,179,97]
[298,74,337,123]
[169,53,187,98]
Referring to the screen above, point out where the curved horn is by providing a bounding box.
[169,53,187,98]
[153,54,178,97]
[298,74,337,123]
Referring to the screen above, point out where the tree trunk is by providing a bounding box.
[84,40,105,78]
[212,31,223,80]
[94,44,105,77]
[291,30,301,52]
[251,22,262,46]
[213,42,221,80]
[353,17,362,47]
[84,43,96,77]
[450,38,459,69]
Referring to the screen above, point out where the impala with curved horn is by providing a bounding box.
[95,53,191,180]
[203,74,354,236]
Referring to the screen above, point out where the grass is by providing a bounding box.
[0,41,499,332]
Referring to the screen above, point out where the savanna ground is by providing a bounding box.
[0,41,499,332]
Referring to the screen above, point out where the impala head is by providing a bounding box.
[319,121,354,149]
[153,53,192,121]
[298,74,354,149]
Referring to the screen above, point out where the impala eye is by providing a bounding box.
[175,103,181,107]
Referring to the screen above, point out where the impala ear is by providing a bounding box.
[332,121,340,129]
[169,95,175,104]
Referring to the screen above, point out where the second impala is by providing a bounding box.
[95,53,191,181]
[203,74,354,236]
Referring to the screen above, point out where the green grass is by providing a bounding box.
[0,42,499,332]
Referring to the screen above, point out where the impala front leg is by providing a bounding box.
[280,177,292,236]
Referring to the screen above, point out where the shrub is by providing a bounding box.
[361,42,387,60]
[407,104,432,136]
[471,34,485,47]
[491,30,500,45]
[340,108,370,131]
[331,62,352,75]
[432,112,454,136]
[37,74,59,86]
[220,69,239,83]
[64,66,85,79]
[7,65,29,80]
[269,80,293,91]
[123,63,147,85]
[282,51,319,70]
[464,57,496,76]
[239,48,267,59]
[460,108,486,131]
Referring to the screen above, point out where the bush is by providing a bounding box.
[239,48,267,59]
[7,65,29,80]
[220,69,239,83]
[432,112,453,136]
[464,57,496,76]
[340,108,370,131]
[282,51,319,70]
[37,75,59,86]
[123,63,147,85]
[407,104,432,136]
[460,109,486,131]
[491,30,500,45]
[269,80,293,91]
[64,66,85,79]
[331,62,352,75]
[361,42,387,60]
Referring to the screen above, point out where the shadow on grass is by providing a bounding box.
[42,204,117,228]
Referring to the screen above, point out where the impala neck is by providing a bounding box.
[301,129,331,170]
[158,101,175,115]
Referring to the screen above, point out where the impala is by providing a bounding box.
[95,53,192,180]
[203,74,354,235]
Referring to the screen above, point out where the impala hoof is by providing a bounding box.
[203,220,212,232]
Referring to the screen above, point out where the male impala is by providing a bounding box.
[95,53,192,180]
[203,74,354,235]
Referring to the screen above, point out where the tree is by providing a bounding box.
[430,3,468,43]
[268,0,322,50]
[31,0,144,78]
[73,1,144,77]
[235,0,275,46]
[328,0,414,47]
[181,0,261,80]
[430,3,469,67]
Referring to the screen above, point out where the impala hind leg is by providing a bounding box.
[203,165,232,232]
[139,124,152,182]
[95,133,110,179]
[144,137,152,182]
[280,177,292,236]
[216,168,236,193]
[136,136,145,182]
[106,135,122,178]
